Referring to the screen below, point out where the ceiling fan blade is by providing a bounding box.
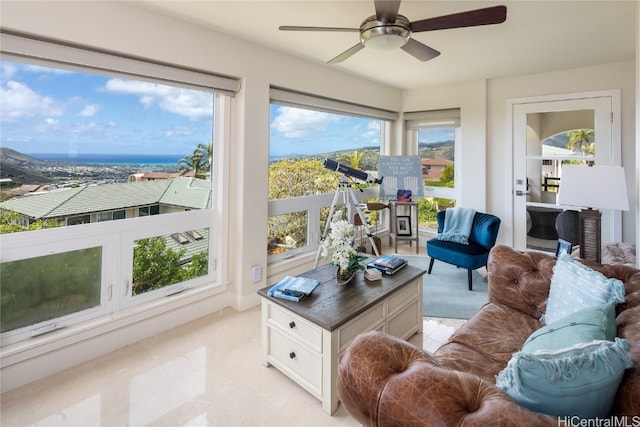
[279,25,359,32]
[374,0,401,22]
[410,5,507,32]
[327,43,365,64]
[400,38,440,62]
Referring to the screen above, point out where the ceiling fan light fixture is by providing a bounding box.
[360,15,411,50]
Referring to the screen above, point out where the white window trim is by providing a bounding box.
[268,89,394,264]
[406,109,461,201]
[270,87,398,121]
[1,31,240,95]
[0,37,231,361]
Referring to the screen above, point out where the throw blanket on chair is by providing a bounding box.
[436,207,476,244]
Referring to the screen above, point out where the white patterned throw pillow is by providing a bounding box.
[542,253,625,325]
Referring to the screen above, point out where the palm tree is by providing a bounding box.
[195,142,213,172]
[566,129,595,155]
[178,143,212,178]
[337,150,364,169]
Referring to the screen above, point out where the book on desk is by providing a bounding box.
[367,255,408,275]
[267,276,321,302]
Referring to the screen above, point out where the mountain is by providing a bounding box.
[0,148,54,184]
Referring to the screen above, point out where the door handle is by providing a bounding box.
[515,190,531,196]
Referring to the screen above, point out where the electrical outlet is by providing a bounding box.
[252,265,262,283]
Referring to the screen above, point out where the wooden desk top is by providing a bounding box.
[258,259,426,331]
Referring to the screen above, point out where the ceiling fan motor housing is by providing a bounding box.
[360,14,411,50]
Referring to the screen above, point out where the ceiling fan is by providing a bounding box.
[279,0,507,64]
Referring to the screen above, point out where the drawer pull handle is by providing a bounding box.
[289,352,296,359]
[289,321,296,329]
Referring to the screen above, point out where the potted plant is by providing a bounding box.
[320,211,367,285]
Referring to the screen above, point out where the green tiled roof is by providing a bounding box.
[160,177,211,209]
[0,177,211,219]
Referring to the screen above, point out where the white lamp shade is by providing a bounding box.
[557,165,629,211]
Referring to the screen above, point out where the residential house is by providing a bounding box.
[421,157,452,181]
[0,0,637,398]
[1,177,211,226]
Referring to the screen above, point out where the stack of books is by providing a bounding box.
[364,268,382,281]
[267,276,321,302]
[367,255,408,275]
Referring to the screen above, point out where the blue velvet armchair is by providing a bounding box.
[426,210,501,290]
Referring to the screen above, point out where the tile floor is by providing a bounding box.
[0,306,461,427]
[1,238,464,427]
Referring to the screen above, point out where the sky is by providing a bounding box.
[0,60,214,156]
[0,59,454,159]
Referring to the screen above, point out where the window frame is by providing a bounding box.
[0,33,234,346]
[405,109,461,202]
[267,88,396,263]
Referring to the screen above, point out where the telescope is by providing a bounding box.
[323,158,383,184]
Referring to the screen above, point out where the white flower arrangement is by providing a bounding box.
[320,211,366,277]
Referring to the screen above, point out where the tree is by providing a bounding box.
[337,150,364,169]
[566,129,595,155]
[132,237,186,295]
[269,158,339,200]
[439,164,455,187]
[0,210,58,234]
[178,143,212,178]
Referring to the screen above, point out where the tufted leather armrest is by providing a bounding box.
[337,331,557,426]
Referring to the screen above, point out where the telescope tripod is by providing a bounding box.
[314,175,381,268]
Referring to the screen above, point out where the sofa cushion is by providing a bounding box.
[523,302,617,353]
[542,253,625,324]
[496,337,631,418]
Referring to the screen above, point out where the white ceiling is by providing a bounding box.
[136,0,637,90]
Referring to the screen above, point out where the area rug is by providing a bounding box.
[403,255,488,319]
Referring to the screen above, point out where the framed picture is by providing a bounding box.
[396,216,412,236]
[556,239,573,257]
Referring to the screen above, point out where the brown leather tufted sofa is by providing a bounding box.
[337,245,640,426]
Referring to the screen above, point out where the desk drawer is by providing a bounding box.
[338,302,384,351]
[267,304,322,352]
[388,279,421,313]
[388,298,420,339]
[268,327,322,395]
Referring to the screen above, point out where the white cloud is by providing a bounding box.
[361,121,381,141]
[271,106,340,138]
[164,125,194,138]
[1,62,18,81]
[104,78,212,120]
[78,104,100,117]
[23,64,73,75]
[0,81,63,121]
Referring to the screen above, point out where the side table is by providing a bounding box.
[258,260,425,414]
[389,201,419,253]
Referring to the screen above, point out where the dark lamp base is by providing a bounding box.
[579,208,601,263]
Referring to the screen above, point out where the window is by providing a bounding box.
[0,32,237,345]
[268,88,396,261]
[138,205,160,217]
[405,109,460,230]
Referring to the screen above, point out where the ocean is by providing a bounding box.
[28,153,183,166]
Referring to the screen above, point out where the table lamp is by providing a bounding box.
[557,165,629,263]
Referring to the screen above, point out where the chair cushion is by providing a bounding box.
[542,253,625,325]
